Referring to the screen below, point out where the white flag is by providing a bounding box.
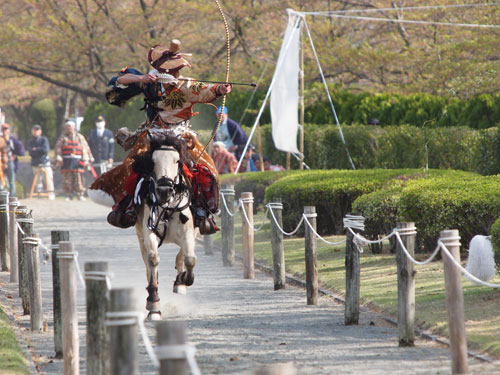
[270,12,301,154]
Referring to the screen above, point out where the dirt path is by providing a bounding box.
[1,198,499,374]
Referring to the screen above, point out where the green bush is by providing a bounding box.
[264,169,425,236]
[220,171,295,209]
[490,217,500,267]
[398,175,500,251]
[353,170,476,253]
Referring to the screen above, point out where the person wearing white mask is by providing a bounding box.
[88,115,114,176]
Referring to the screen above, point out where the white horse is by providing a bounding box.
[132,133,197,320]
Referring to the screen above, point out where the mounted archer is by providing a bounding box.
[89,39,232,234]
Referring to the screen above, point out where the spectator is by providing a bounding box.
[1,123,25,197]
[0,134,7,191]
[88,115,115,176]
[55,120,94,201]
[237,144,257,173]
[211,141,238,174]
[28,124,55,200]
[214,106,248,153]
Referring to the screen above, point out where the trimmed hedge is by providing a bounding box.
[490,218,500,267]
[220,171,296,209]
[264,169,430,236]
[253,124,498,175]
[353,170,476,253]
[397,175,500,252]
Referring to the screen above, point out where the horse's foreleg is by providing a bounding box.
[137,212,161,317]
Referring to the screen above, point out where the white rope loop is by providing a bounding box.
[156,343,201,375]
[57,251,86,289]
[0,204,8,210]
[84,271,113,290]
[239,198,269,232]
[303,214,347,246]
[16,222,25,235]
[16,218,34,224]
[437,241,500,288]
[105,311,160,368]
[219,191,241,217]
[22,236,41,246]
[220,188,235,196]
[9,201,20,207]
[267,203,304,236]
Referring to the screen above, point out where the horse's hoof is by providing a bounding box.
[146,300,161,312]
[185,273,194,286]
[173,284,187,294]
[146,311,162,321]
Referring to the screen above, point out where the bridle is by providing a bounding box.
[139,145,191,247]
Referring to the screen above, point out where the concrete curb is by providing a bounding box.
[0,278,39,374]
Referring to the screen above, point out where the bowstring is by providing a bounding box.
[195,0,230,163]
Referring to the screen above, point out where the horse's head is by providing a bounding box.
[148,131,192,205]
[152,145,180,204]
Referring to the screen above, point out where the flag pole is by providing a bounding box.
[299,19,305,170]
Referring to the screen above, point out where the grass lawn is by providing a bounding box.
[211,210,500,358]
[0,305,29,374]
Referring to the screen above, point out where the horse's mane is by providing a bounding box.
[132,131,194,176]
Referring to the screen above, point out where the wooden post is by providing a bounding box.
[241,192,255,279]
[51,230,70,358]
[17,208,33,315]
[221,185,235,267]
[203,235,214,256]
[254,362,297,375]
[440,229,468,374]
[299,20,305,171]
[345,214,361,325]
[108,288,139,375]
[270,199,286,290]
[0,190,10,271]
[396,222,416,347]
[24,234,43,331]
[8,197,19,283]
[304,206,318,305]
[58,241,79,375]
[156,320,189,375]
[85,261,110,375]
[286,152,291,170]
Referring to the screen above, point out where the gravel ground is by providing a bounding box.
[1,198,499,374]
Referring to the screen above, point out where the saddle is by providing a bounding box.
[90,127,220,233]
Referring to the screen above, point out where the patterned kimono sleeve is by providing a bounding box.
[105,67,145,107]
[184,80,222,104]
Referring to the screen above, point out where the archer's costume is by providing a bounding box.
[55,132,93,199]
[90,40,224,233]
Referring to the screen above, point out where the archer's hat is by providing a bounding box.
[148,39,192,74]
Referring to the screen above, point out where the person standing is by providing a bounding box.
[1,123,25,197]
[0,135,8,191]
[55,120,94,201]
[211,141,238,174]
[214,106,248,153]
[88,115,114,176]
[28,124,55,200]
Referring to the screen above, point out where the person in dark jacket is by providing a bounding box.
[214,106,248,153]
[28,124,55,200]
[1,123,25,197]
[88,115,115,176]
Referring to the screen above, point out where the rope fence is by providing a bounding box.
[219,190,500,291]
